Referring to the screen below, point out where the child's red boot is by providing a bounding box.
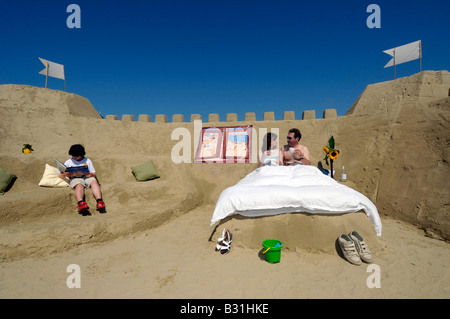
[96,199,106,213]
[78,201,89,213]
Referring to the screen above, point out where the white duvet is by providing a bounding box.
[210,165,382,237]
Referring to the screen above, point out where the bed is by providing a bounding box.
[210,165,382,237]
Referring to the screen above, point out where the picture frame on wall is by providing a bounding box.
[194,125,253,163]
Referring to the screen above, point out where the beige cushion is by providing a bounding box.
[39,164,70,187]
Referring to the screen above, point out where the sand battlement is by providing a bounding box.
[105,108,338,123]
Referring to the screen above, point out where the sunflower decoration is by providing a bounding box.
[22,144,34,154]
[322,136,339,178]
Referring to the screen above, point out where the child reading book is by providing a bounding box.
[58,144,106,214]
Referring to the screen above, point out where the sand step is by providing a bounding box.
[0,188,203,261]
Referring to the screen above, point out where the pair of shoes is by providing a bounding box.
[215,228,232,255]
[338,231,373,265]
[78,201,89,213]
[349,230,373,263]
[96,199,106,212]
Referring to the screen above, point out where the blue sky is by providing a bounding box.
[1,0,449,121]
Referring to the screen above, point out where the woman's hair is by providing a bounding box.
[264,132,277,150]
[68,144,86,157]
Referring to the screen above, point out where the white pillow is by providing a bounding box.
[39,164,70,187]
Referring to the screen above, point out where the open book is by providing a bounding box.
[55,159,89,174]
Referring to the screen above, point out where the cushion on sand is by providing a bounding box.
[0,167,17,194]
[39,164,70,187]
[131,160,160,181]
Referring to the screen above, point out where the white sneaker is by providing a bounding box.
[338,233,362,265]
[215,228,226,251]
[349,230,373,263]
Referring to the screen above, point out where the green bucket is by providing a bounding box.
[262,239,283,263]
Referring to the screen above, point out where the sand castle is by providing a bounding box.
[0,70,449,261]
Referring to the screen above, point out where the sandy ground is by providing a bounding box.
[1,204,448,299]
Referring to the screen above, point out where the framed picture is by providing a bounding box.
[194,125,252,163]
[224,126,252,163]
[194,128,224,163]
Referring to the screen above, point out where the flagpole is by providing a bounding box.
[393,49,396,79]
[419,41,422,72]
[45,62,49,88]
[63,65,67,92]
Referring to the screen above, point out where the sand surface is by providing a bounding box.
[1,204,449,299]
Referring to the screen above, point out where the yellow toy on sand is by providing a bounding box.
[22,144,34,154]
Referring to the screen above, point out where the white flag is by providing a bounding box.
[383,40,421,68]
[38,58,65,80]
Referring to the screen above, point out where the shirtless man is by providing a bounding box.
[282,128,311,165]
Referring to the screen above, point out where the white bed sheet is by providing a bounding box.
[210,165,382,237]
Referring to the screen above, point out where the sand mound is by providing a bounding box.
[213,211,381,254]
[346,71,450,239]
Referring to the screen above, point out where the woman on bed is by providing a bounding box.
[258,132,284,167]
